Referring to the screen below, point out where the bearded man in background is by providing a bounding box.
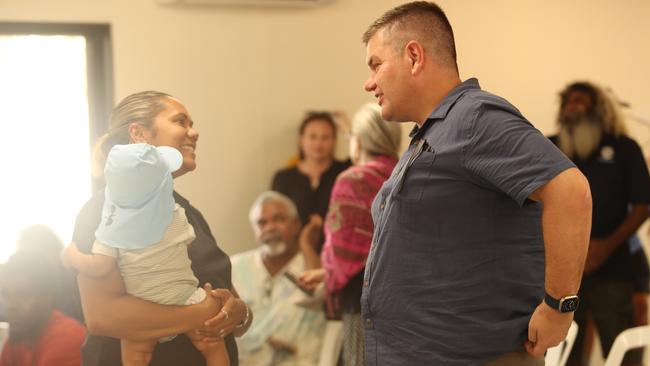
[230,191,325,366]
[550,81,650,366]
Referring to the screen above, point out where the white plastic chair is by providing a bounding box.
[318,320,343,366]
[0,322,8,354]
[604,325,650,366]
[545,321,579,366]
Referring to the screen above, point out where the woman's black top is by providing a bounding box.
[271,159,351,226]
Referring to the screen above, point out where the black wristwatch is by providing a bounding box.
[544,292,580,313]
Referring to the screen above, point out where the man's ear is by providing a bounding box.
[128,123,147,143]
[405,40,425,75]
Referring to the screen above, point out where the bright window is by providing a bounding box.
[0,34,93,262]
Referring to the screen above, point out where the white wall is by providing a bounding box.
[2,0,650,255]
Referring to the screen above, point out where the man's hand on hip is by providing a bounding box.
[524,301,573,357]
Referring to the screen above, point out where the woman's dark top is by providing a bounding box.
[271,160,350,226]
[73,190,238,366]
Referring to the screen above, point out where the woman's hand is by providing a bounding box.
[195,287,249,341]
[298,269,339,318]
[299,215,323,251]
[298,268,326,290]
[299,215,323,269]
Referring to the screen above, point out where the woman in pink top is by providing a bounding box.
[300,103,401,366]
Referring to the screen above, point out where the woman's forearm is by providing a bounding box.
[230,286,253,337]
[78,267,220,341]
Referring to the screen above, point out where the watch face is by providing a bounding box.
[560,297,580,312]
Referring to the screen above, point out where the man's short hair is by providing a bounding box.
[362,1,457,70]
[248,191,299,227]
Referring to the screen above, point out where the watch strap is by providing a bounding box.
[544,292,580,313]
[544,292,561,310]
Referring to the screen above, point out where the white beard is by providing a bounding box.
[261,242,287,257]
[557,119,603,160]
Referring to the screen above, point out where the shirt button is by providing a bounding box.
[363,279,369,286]
[365,318,373,328]
[380,202,385,210]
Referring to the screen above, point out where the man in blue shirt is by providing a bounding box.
[360,2,593,365]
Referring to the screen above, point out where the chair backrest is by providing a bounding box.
[545,321,579,366]
[604,325,650,366]
[0,322,9,354]
[318,320,343,366]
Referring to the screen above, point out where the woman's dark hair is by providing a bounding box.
[0,250,59,298]
[16,224,64,255]
[297,111,337,160]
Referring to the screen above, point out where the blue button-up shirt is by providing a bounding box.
[361,78,575,365]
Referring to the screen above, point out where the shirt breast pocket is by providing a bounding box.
[396,148,436,201]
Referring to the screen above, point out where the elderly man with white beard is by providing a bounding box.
[230,191,326,366]
[549,81,650,366]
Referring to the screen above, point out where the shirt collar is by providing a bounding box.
[409,78,481,139]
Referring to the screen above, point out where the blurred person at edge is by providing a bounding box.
[14,224,84,322]
[0,250,86,366]
[549,81,650,366]
[299,102,401,366]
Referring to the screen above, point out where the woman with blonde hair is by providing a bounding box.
[299,103,401,366]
